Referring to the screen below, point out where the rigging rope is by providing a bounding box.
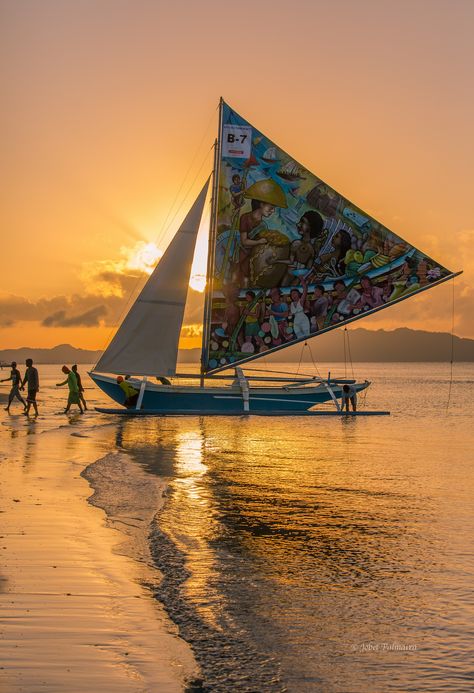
[296,341,322,378]
[343,329,347,378]
[95,108,217,363]
[345,328,355,380]
[343,326,365,407]
[342,328,355,380]
[446,277,456,413]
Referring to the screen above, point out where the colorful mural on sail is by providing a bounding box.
[204,101,453,372]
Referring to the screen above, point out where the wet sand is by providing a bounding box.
[0,420,196,692]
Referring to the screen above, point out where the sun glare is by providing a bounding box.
[125,241,163,274]
[189,273,206,292]
[122,206,210,292]
[123,240,208,292]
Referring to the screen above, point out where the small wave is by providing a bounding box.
[148,518,284,693]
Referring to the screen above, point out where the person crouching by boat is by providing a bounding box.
[1,361,27,412]
[341,384,357,413]
[116,376,140,408]
[22,358,39,416]
[71,364,88,410]
[56,366,84,414]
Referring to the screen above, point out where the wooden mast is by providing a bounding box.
[200,98,223,384]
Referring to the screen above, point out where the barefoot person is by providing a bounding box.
[71,364,88,410]
[56,365,84,414]
[22,358,39,416]
[116,376,140,408]
[341,384,357,412]
[1,361,26,412]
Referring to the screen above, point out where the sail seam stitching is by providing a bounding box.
[138,299,185,306]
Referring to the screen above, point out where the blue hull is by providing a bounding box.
[91,373,370,415]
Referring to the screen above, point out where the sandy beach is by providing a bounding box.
[0,413,197,692]
[1,362,473,691]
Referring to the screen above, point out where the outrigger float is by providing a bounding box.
[91,99,459,416]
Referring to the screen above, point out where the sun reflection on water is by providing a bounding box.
[103,364,474,693]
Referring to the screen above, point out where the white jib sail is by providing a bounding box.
[95,178,210,376]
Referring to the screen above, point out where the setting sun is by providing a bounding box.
[124,238,207,292]
[126,241,163,274]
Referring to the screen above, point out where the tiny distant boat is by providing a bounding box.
[90,99,460,416]
[262,146,278,163]
[277,160,306,181]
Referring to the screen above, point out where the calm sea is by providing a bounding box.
[1,362,473,691]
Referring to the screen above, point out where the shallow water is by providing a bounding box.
[1,362,473,691]
[106,362,474,692]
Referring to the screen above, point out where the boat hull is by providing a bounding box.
[90,373,370,414]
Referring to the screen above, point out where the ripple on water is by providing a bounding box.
[83,363,474,692]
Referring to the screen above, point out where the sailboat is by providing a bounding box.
[91,100,460,415]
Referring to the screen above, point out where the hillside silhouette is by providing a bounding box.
[1,329,472,365]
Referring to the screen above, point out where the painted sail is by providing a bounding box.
[95,179,209,376]
[202,102,456,373]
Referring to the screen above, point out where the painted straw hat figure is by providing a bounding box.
[236,178,287,287]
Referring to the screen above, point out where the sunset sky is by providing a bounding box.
[1,0,473,350]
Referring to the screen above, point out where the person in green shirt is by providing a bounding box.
[116,376,139,408]
[71,364,88,410]
[56,365,84,414]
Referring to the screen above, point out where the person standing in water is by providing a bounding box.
[56,365,84,414]
[22,358,39,416]
[71,364,88,410]
[1,361,26,412]
[341,384,357,412]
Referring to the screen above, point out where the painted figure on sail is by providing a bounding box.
[205,102,452,371]
[237,178,287,288]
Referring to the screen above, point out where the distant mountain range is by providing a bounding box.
[0,328,473,365]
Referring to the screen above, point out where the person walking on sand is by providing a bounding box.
[56,365,83,414]
[22,358,39,416]
[1,361,26,412]
[71,364,88,410]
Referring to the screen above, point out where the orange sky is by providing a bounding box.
[1,0,473,350]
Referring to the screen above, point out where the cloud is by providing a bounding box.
[0,293,122,327]
[42,305,108,327]
[0,265,205,333]
[80,240,163,297]
[1,233,472,339]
